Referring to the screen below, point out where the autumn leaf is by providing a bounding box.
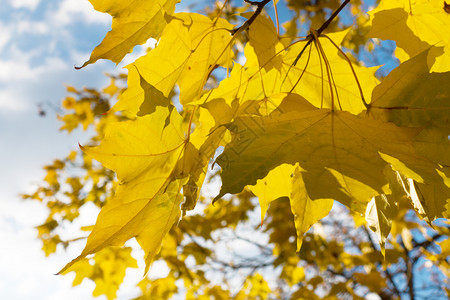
[30,0,450,298]
[215,93,445,213]
[290,167,333,251]
[249,163,295,221]
[365,194,397,255]
[78,0,178,68]
[369,49,450,135]
[368,0,450,72]
[134,13,234,104]
[279,30,378,114]
[246,12,284,71]
[199,30,378,115]
[59,107,187,274]
[409,172,450,224]
[112,65,171,117]
[249,163,333,251]
[67,247,138,300]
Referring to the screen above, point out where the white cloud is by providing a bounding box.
[52,0,111,26]
[0,53,70,110]
[8,0,41,11]
[0,33,72,110]
[16,19,49,34]
[0,199,98,300]
[0,89,27,111]
[0,55,66,81]
[0,23,11,53]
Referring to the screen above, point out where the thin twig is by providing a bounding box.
[363,226,402,298]
[230,0,272,35]
[400,239,415,300]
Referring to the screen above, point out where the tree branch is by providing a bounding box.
[362,226,402,298]
[230,0,272,35]
[412,233,444,251]
[399,238,415,300]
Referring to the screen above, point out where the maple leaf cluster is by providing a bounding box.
[24,0,450,298]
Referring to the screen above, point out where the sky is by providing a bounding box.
[0,0,140,299]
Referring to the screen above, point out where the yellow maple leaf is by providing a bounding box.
[67,247,138,300]
[246,12,285,71]
[368,0,450,72]
[134,13,234,104]
[290,167,333,251]
[249,163,295,222]
[215,93,445,213]
[369,49,450,135]
[59,107,188,274]
[280,30,378,114]
[112,66,171,117]
[365,194,397,255]
[197,30,378,115]
[78,0,178,68]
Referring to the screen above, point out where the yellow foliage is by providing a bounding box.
[25,0,450,298]
[79,0,178,68]
[368,0,450,72]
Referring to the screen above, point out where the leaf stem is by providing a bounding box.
[273,0,280,36]
[213,0,229,25]
[313,30,336,111]
[322,34,369,109]
[186,106,197,143]
[287,41,312,94]
[317,0,351,36]
[292,0,351,66]
[313,39,325,108]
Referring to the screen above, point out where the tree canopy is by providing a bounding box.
[24,0,450,298]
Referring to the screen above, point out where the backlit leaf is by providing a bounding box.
[365,194,397,255]
[59,107,187,274]
[216,93,444,213]
[290,167,333,251]
[246,13,284,71]
[249,163,295,222]
[368,0,450,72]
[135,13,234,104]
[79,0,178,68]
[369,49,450,135]
[112,66,171,117]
